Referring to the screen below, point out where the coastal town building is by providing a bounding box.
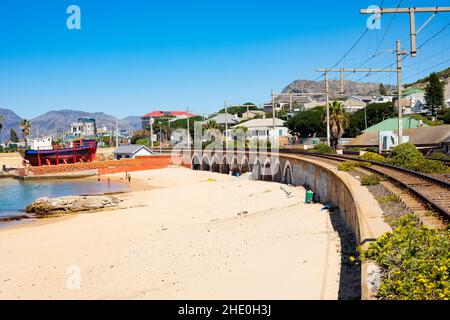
[66,117,97,140]
[31,137,53,150]
[242,110,266,120]
[113,145,153,160]
[207,113,241,125]
[141,111,196,129]
[225,118,290,143]
[343,96,367,113]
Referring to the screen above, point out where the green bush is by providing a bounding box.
[428,152,450,161]
[308,143,336,154]
[408,159,449,174]
[360,214,450,300]
[360,174,382,186]
[359,152,385,162]
[338,161,371,171]
[388,143,424,167]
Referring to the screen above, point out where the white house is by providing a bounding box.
[225,118,289,142]
[343,96,367,113]
[113,145,153,160]
[31,137,53,150]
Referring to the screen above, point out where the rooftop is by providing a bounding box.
[232,118,285,128]
[363,117,429,133]
[143,111,197,118]
[113,144,153,155]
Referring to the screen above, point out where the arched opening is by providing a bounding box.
[221,157,231,175]
[252,161,262,180]
[283,164,293,185]
[241,157,250,174]
[201,156,211,171]
[231,157,240,176]
[273,162,282,182]
[192,155,201,171]
[211,156,221,173]
[262,159,272,181]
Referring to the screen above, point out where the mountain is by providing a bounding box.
[0,108,23,143]
[29,110,136,137]
[282,79,395,98]
[405,67,450,99]
[122,116,142,130]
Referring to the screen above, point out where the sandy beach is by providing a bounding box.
[0,167,343,299]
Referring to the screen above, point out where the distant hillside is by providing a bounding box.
[29,110,135,137]
[122,116,142,130]
[0,108,23,143]
[282,79,395,98]
[405,67,450,99]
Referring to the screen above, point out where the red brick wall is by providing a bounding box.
[29,155,181,176]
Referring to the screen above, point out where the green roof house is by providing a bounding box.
[363,117,429,133]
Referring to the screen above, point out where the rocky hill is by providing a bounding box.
[122,116,142,130]
[282,79,395,98]
[29,110,136,137]
[405,67,450,99]
[0,108,23,143]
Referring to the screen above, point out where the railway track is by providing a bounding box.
[280,150,450,222]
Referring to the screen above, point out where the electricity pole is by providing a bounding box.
[150,118,154,148]
[186,107,190,147]
[316,66,398,145]
[271,90,276,147]
[360,7,450,57]
[224,101,228,149]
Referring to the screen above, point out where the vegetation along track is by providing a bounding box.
[280,149,450,222]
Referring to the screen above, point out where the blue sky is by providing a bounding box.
[0,0,449,118]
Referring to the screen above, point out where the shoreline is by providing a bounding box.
[0,167,345,299]
[0,172,149,231]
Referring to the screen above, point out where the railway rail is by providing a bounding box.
[280,149,450,222]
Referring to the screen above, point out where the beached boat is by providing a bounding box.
[24,140,97,166]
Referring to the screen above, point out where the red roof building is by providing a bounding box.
[141,110,197,129]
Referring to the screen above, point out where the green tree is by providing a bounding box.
[286,106,326,138]
[346,102,395,137]
[9,128,19,143]
[19,119,31,149]
[443,109,450,124]
[379,83,387,96]
[424,72,445,118]
[218,103,258,117]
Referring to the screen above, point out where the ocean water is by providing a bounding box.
[0,178,128,218]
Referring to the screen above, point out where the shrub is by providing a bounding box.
[376,194,399,204]
[361,174,382,185]
[388,143,424,167]
[338,161,358,171]
[338,161,371,171]
[360,214,450,300]
[408,159,449,174]
[428,152,450,161]
[359,152,385,162]
[308,143,336,154]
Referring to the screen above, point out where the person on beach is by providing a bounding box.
[107,178,111,185]
[128,174,131,183]
[97,174,101,182]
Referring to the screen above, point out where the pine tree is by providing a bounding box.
[10,128,19,143]
[424,72,445,117]
[379,83,387,96]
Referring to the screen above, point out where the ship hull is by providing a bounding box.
[25,144,97,166]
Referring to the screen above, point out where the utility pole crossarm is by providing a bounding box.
[361,7,450,14]
[360,7,450,57]
[316,68,397,73]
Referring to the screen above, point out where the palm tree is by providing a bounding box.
[20,119,32,149]
[325,101,349,150]
[203,119,219,131]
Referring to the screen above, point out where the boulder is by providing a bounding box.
[26,195,121,216]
